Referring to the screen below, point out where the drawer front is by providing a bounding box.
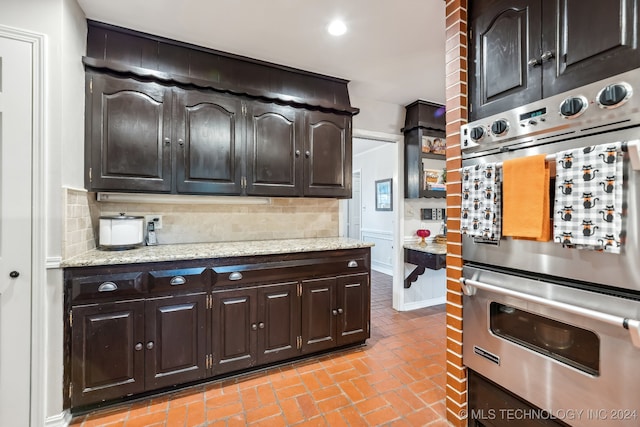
[148,267,211,293]
[71,271,146,303]
[213,256,369,288]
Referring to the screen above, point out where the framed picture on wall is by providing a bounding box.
[375,178,393,211]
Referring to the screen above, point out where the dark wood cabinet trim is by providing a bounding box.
[84,21,359,116]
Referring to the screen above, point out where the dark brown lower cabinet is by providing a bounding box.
[301,273,369,354]
[71,300,145,407]
[66,248,371,410]
[145,293,207,390]
[211,282,300,375]
[70,293,207,407]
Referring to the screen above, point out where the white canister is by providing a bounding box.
[99,214,144,250]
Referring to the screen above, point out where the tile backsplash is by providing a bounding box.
[63,192,340,257]
[63,187,97,260]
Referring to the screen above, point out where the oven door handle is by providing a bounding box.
[460,277,640,348]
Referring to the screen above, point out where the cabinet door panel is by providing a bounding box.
[246,102,302,196]
[257,282,300,364]
[547,0,640,96]
[301,277,336,353]
[145,294,207,390]
[212,289,256,374]
[469,0,542,120]
[176,91,243,194]
[337,274,370,346]
[89,75,172,191]
[304,112,351,198]
[71,300,145,407]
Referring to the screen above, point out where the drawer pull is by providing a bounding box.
[347,260,358,268]
[229,272,243,281]
[170,276,186,286]
[98,282,118,292]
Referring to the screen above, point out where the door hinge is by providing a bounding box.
[89,167,92,183]
[241,176,247,189]
[469,103,473,113]
[69,309,73,327]
[367,321,370,334]
[469,28,473,41]
[206,294,212,309]
[297,336,302,350]
[297,283,302,297]
[89,78,93,94]
[69,382,73,398]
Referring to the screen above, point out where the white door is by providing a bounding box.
[347,171,362,240]
[0,35,33,426]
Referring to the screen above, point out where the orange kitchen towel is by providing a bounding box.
[502,154,551,241]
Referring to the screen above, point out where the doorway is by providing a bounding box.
[346,136,399,277]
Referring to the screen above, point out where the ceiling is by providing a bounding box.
[76,0,447,108]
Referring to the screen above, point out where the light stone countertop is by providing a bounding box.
[61,237,375,268]
[403,242,447,255]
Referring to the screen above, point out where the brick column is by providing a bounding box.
[444,1,468,426]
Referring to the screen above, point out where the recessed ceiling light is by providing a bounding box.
[327,20,347,36]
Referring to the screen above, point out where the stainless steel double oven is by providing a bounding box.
[460,68,640,427]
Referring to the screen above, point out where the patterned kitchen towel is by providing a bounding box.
[461,163,501,240]
[553,142,624,253]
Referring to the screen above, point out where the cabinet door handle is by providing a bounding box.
[332,309,338,316]
[170,276,186,286]
[146,341,154,350]
[135,343,143,351]
[251,323,258,331]
[347,260,358,268]
[541,50,554,62]
[229,272,243,281]
[258,322,265,329]
[98,281,118,292]
[337,308,343,314]
[305,150,311,158]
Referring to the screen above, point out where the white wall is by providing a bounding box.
[0,0,86,423]
[353,141,397,274]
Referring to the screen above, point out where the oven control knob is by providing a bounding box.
[469,126,485,142]
[491,119,509,136]
[597,82,632,109]
[559,96,588,118]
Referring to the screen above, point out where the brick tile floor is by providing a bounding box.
[70,271,448,426]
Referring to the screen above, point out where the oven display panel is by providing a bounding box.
[490,303,599,375]
[519,107,547,122]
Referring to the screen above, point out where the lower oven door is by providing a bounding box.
[462,265,640,427]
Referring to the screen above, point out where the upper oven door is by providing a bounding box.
[462,125,640,293]
[462,266,640,427]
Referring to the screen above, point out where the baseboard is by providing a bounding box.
[44,410,71,427]
[371,264,393,276]
[401,296,446,311]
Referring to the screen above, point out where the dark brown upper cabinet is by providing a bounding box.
[175,90,243,195]
[402,101,446,199]
[86,74,172,192]
[245,102,303,197]
[469,0,640,121]
[84,21,357,198]
[303,112,352,198]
